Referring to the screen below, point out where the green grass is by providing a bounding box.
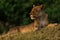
[0,25,60,40]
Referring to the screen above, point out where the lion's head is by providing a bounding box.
[29,5,44,20]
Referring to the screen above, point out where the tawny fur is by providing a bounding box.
[8,5,48,34]
[47,23,58,27]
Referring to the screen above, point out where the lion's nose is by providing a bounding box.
[30,15,33,17]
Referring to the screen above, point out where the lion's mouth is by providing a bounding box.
[30,15,35,20]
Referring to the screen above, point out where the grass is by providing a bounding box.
[0,24,60,40]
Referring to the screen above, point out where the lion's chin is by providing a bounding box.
[31,17,35,20]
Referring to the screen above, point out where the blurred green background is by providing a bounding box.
[0,0,60,34]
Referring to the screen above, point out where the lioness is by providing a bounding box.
[29,5,48,30]
[8,4,48,34]
[17,4,48,33]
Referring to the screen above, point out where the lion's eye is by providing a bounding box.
[33,16,35,17]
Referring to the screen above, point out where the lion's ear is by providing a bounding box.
[40,4,44,10]
[33,5,35,7]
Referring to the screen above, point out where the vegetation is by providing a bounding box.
[0,0,60,24]
[0,0,60,37]
[0,25,60,40]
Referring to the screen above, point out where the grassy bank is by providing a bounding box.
[0,24,60,40]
